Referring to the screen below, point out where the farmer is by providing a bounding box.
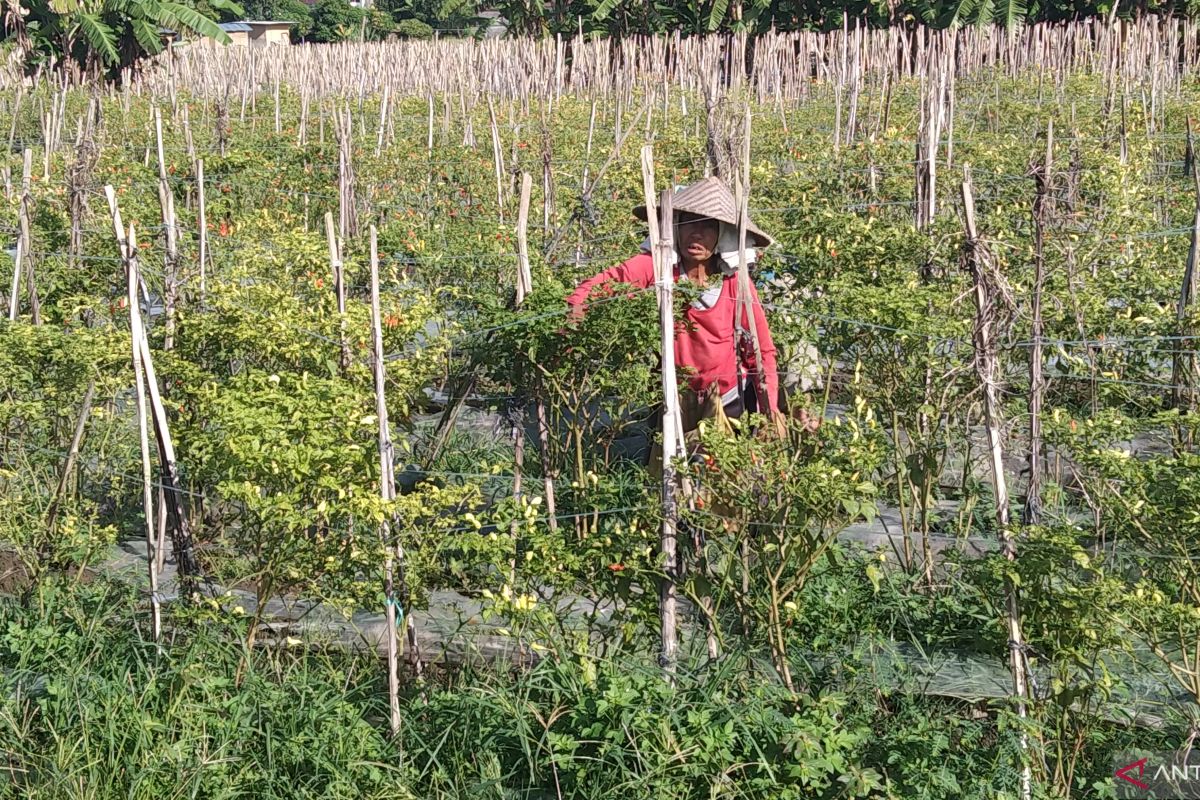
[566,177,782,431]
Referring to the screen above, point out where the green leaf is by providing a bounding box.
[1001,0,1028,30]
[156,1,229,42]
[129,17,163,55]
[207,0,245,15]
[865,564,882,594]
[74,13,119,65]
[591,0,622,22]
[706,0,729,31]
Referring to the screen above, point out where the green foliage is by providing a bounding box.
[479,275,660,488]
[422,0,1200,38]
[1052,414,1200,710]
[4,65,1200,800]
[380,0,478,32]
[686,409,885,691]
[0,579,886,800]
[307,0,365,42]
[10,0,237,76]
[0,324,131,580]
[0,579,409,800]
[277,0,313,37]
[393,17,433,37]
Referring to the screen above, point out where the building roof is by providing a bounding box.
[218,20,294,33]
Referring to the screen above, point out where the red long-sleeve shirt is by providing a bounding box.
[565,252,779,414]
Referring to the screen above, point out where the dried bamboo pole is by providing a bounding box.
[5,83,23,158]
[735,108,766,412]
[426,93,433,154]
[1174,118,1200,413]
[1025,121,1052,526]
[513,173,532,494]
[515,173,533,302]
[181,103,196,166]
[154,107,179,350]
[196,158,207,300]
[325,212,351,373]
[488,98,506,222]
[375,85,390,158]
[106,185,201,596]
[151,113,175,561]
[641,144,682,676]
[369,225,404,736]
[13,149,39,324]
[66,105,97,272]
[44,379,97,536]
[128,234,162,640]
[512,173,534,507]
[960,165,1033,800]
[7,234,21,322]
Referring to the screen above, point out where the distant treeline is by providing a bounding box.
[381,0,1190,38]
[229,0,1200,44]
[4,0,1192,79]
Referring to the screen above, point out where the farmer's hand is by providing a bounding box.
[557,303,585,335]
[796,407,822,434]
[566,302,586,325]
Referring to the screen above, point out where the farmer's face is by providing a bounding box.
[676,214,720,264]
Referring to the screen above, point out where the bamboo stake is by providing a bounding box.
[128,239,162,641]
[1175,118,1200,413]
[6,84,23,159]
[488,98,506,222]
[369,225,405,735]
[154,107,179,350]
[515,173,533,302]
[735,108,766,413]
[7,237,21,322]
[536,399,558,532]
[375,85,390,158]
[181,103,195,165]
[641,144,681,676]
[16,149,39,324]
[44,379,96,535]
[426,93,433,154]
[960,165,1033,800]
[511,175,531,511]
[105,185,201,596]
[1025,122,1052,526]
[196,158,207,300]
[325,212,351,373]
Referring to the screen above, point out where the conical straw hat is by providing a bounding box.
[633,176,774,248]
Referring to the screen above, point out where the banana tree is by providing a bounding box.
[912,0,1030,29]
[11,0,242,77]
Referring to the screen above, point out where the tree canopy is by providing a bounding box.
[4,0,243,76]
[4,0,1198,79]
